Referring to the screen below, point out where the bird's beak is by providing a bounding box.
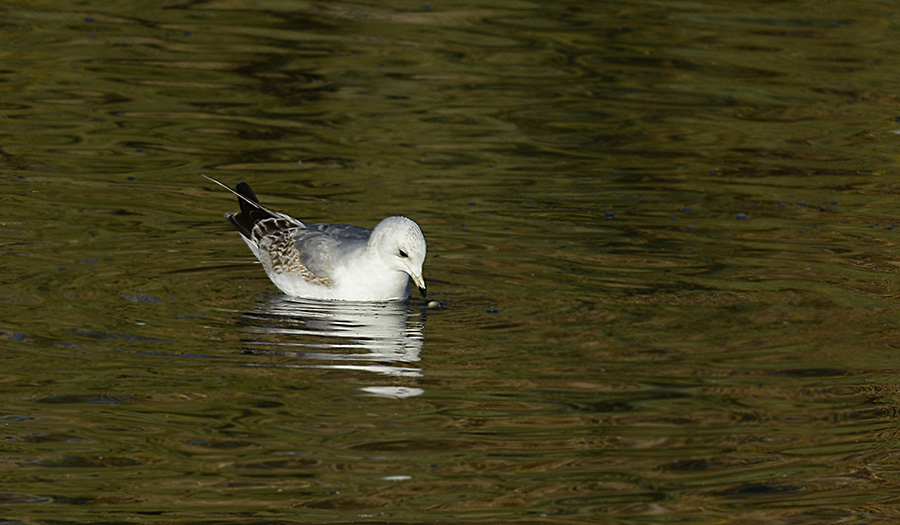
[412,273,426,298]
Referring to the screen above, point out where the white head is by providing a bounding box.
[369,216,427,297]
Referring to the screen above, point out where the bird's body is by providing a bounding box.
[203,175,427,301]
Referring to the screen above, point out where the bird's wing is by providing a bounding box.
[252,219,367,286]
[310,222,372,240]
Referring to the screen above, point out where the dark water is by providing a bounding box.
[4,1,900,522]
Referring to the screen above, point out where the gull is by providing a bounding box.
[202,175,427,301]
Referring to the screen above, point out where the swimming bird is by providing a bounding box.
[202,175,427,301]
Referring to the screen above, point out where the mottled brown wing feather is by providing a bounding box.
[251,219,347,286]
[256,228,334,286]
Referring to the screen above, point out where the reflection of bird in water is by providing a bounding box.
[240,296,425,395]
[202,175,427,301]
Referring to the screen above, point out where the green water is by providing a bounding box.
[4,1,900,522]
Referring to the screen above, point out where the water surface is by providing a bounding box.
[3,1,900,522]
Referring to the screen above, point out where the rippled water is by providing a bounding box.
[4,1,900,522]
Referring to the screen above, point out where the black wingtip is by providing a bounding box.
[418,286,427,298]
[227,182,276,238]
[235,182,258,202]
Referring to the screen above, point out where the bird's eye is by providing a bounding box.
[399,249,408,258]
